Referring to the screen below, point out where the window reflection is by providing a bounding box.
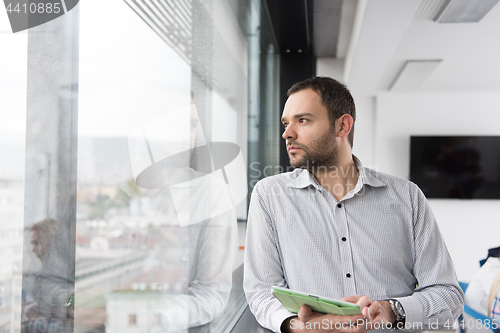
[75,0,248,331]
[22,217,74,332]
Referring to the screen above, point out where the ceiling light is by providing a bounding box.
[434,0,500,23]
[390,60,442,91]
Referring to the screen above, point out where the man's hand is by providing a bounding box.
[281,295,371,333]
[281,310,366,333]
[341,296,396,329]
[281,295,396,332]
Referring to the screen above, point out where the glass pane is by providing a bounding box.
[20,5,79,333]
[76,0,249,331]
[0,11,27,333]
[246,0,280,193]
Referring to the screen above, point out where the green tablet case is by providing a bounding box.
[272,286,362,315]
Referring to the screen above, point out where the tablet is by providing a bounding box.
[272,286,362,316]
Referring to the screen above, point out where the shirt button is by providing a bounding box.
[337,203,342,208]
[342,237,347,242]
[346,273,351,278]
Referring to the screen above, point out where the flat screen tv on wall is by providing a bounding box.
[410,136,500,199]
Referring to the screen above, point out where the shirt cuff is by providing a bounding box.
[272,308,295,333]
[394,295,424,330]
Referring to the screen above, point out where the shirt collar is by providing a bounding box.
[287,155,386,190]
[287,167,321,190]
[354,156,386,188]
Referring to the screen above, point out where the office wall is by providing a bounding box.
[316,58,377,167]
[350,94,376,168]
[376,92,500,282]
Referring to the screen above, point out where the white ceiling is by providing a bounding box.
[343,0,500,93]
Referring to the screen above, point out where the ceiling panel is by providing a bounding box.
[313,0,342,57]
[346,0,500,93]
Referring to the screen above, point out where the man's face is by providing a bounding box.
[281,88,338,169]
[30,230,49,261]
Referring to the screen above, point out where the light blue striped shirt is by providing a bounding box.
[244,159,464,332]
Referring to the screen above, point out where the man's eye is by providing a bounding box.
[282,123,288,129]
[299,118,308,123]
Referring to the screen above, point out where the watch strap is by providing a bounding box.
[387,299,406,329]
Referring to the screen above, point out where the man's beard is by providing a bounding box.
[288,127,339,170]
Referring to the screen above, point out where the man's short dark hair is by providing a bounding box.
[287,76,356,147]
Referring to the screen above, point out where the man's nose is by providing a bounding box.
[282,124,297,140]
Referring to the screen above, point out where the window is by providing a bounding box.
[1,0,278,332]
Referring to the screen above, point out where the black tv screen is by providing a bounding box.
[410,136,500,199]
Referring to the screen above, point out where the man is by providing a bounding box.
[30,218,59,262]
[243,77,464,332]
[24,218,70,332]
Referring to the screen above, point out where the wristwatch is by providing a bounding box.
[388,299,406,329]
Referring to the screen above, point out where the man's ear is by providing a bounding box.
[336,114,354,139]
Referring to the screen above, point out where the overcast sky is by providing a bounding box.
[0,0,193,138]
